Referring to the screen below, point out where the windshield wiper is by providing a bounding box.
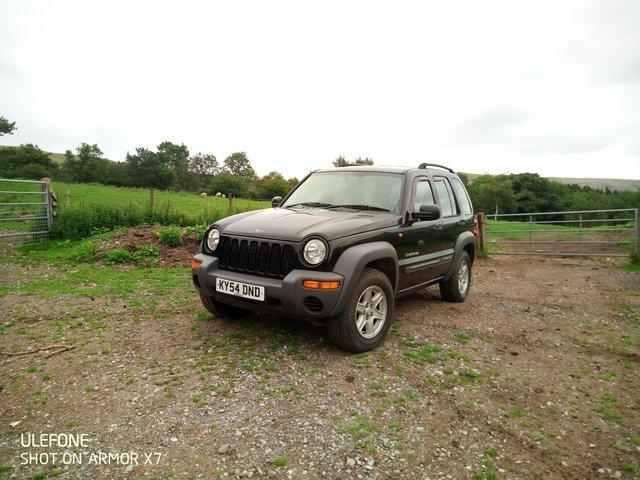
[284,201,334,209]
[327,204,391,212]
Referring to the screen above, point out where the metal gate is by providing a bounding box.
[480,208,640,257]
[0,178,53,246]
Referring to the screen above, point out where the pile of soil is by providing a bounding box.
[97,226,199,267]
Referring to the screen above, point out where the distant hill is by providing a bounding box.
[461,172,639,191]
[547,177,640,191]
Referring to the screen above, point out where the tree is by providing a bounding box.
[125,147,175,208]
[332,155,374,167]
[188,153,219,176]
[259,171,289,199]
[223,152,255,177]
[354,156,374,165]
[466,175,516,215]
[188,153,219,191]
[157,141,190,191]
[0,116,16,136]
[209,172,248,214]
[67,143,106,183]
[0,144,57,179]
[332,155,349,167]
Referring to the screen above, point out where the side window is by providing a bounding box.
[412,180,435,212]
[450,178,472,215]
[434,178,457,217]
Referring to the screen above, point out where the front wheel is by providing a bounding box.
[439,251,471,302]
[327,268,394,352]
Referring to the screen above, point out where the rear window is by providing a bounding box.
[434,177,457,217]
[450,178,472,215]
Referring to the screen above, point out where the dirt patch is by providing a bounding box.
[1,253,639,479]
[97,226,199,267]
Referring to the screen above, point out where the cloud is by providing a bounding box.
[0,0,638,179]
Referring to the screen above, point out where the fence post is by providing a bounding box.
[477,212,485,254]
[40,178,53,231]
[65,185,70,207]
[635,208,640,255]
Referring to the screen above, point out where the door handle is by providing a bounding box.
[432,224,443,231]
[457,219,466,225]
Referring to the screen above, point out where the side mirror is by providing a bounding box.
[272,196,283,208]
[411,203,440,221]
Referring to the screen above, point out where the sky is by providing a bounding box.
[1,0,639,180]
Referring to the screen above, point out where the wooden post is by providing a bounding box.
[635,208,640,255]
[148,188,154,210]
[228,195,235,215]
[477,212,486,254]
[40,178,53,230]
[65,185,70,207]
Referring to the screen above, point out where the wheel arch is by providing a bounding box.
[330,242,399,316]
[444,231,476,280]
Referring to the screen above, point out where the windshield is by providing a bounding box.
[282,171,404,214]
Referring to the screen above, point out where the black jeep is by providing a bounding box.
[192,163,475,352]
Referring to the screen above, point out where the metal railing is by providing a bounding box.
[0,178,54,246]
[479,208,639,257]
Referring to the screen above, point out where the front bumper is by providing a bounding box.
[192,254,345,320]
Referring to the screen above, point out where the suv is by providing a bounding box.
[192,163,475,352]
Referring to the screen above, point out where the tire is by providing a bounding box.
[199,293,250,319]
[439,251,471,302]
[327,268,394,353]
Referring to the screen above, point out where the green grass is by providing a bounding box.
[273,457,287,468]
[622,262,640,274]
[1,263,188,299]
[53,182,269,215]
[485,218,634,240]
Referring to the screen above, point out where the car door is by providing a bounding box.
[397,177,446,290]
[432,176,462,275]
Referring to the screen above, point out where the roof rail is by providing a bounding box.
[417,163,455,173]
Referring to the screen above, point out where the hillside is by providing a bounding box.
[460,172,639,191]
[548,176,640,191]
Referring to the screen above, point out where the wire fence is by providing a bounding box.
[0,178,54,246]
[478,208,639,257]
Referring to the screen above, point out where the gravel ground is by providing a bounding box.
[1,252,639,480]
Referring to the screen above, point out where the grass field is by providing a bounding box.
[52,182,270,213]
[485,218,635,239]
[0,180,271,240]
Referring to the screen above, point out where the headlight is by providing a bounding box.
[303,238,327,265]
[206,227,220,252]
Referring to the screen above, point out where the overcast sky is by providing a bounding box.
[1,0,639,180]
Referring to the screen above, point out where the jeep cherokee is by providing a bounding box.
[192,163,475,352]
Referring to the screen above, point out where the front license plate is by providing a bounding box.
[216,277,265,301]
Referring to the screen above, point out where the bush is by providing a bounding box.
[50,204,190,240]
[157,226,182,247]
[184,224,208,241]
[104,248,134,264]
[630,252,640,265]
[68,241,96,263]
[131,244,159,266]
[133,244,159,260]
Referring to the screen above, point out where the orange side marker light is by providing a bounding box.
[303,280,341,290]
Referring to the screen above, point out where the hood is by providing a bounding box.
[215,207,400,242]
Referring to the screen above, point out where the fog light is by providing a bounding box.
[192,259,203,269]
[303,280,340,289]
